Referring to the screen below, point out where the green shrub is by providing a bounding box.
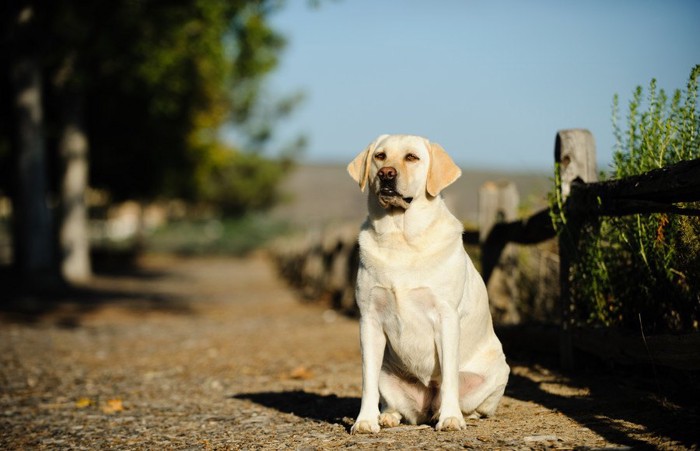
[566,65,700,334]
[194,143,292,217]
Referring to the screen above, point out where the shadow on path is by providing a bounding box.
[0,254,192,327]
[506,367,700,449]
[498,325,700,448]
[232,391,360,431]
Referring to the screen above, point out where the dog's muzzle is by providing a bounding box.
[377,167,413,209]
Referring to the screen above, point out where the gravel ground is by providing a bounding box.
[1,254,697,450]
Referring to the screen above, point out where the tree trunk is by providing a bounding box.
[10,55,55,280]
[59,93,91,282]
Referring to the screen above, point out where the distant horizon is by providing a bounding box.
[291,158,553,175]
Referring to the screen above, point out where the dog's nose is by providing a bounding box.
[378,167,397,181]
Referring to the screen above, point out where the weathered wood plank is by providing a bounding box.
[555,129,598,200]
[479,181,519,284]
[479,181,521,324]
[594,158,700,204]
[556,129,598,370]
[568,157,700,217]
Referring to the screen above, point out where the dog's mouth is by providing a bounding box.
[377,187,413,210]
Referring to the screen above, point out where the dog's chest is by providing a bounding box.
[372,286,441,382]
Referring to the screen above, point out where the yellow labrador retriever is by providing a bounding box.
[347,134,509,433]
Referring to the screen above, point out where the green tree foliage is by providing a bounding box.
[85,0,298,208]
[569,65,700,334]
[1,0,299,213]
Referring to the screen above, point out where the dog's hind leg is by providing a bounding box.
[457,364,509,418]
[475,383,507,417]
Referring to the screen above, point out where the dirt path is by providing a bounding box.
[1,254,697,450]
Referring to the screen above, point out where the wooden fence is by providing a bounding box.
[470,129,700,370]
[270,129,700,371]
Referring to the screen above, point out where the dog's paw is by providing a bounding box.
[351,419,380,434]
[466,411,481,420]
[436,416,466,431]
[378,412,401,428]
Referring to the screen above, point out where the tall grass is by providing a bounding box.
[567,65,700,334]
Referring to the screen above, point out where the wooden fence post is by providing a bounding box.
[479,181,519,243]
[479,181,521,324]
[555,129,597,370]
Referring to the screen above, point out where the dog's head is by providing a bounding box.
[347,134,462,210]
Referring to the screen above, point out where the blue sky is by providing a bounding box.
[251,0,700,172]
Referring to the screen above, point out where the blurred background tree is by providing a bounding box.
[1,0,302,283]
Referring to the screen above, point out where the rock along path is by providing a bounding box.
[1,254,696,450]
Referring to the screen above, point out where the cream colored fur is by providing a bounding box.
[347,134,509,434]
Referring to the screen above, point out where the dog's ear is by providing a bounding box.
[347,146,372,192]
[426,141,462,197]
[348,135,387,192]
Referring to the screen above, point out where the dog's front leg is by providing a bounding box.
[351,315,386,434]
[436,306,467,431]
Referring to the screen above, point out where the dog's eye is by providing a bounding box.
[374,152,386,161]
[405,153,419,162]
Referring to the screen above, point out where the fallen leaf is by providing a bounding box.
[75,398,92,409]
[289,366,314,380]
[102,398,124,414]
